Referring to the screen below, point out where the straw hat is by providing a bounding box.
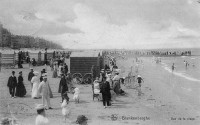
[137,75,141,77]
[35,104,45,110]
[33,71,39,75]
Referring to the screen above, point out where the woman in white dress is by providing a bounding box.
[31,71,40,99]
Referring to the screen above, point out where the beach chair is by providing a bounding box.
[92,84,100,101]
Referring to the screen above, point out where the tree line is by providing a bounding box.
[0,25,63,49]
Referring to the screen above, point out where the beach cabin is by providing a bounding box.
[70,51,103,83]
[0,50,16,68]
[28,50,42,65]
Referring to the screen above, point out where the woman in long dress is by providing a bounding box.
[52,63,58,78]
[15,71,26,97]
[31,71,40,99]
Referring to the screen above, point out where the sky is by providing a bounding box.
[0,0,200,49]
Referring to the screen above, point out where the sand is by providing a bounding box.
[0,57,200,125]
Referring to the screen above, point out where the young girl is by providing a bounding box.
[72,87,80,103]
[61,92,70,122]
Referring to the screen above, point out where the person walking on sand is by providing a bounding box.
[7,71,17,98]
[58,73,68,102]
[172,63,175,72]
[35,104,49,125]
[15,71,26,97]
[137,75,144,96]
[38,75,53,109]
[31,71,40,99]
[100,74,111,108]
[28,68,34,92]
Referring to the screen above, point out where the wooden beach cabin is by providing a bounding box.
[28,50,42,65]
[0,50,16,68]
[70,51,103,84]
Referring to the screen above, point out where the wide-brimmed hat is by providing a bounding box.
[33,71,39,75]
[137,75,141,77]
[42,73,48,78]
[114,69,121,74]
[35,104,45,110]
[76,115,88,124]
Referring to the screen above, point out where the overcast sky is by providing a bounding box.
[0,0,200,49]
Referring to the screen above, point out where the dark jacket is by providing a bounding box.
[7,76,17,88]
[28,72,34,81]
[100,81,111,101]
[58,77,68,93]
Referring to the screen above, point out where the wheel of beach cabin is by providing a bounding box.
[72,73,83,84]
[83,73,92,84]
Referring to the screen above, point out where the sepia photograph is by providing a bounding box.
[0,0,200,125]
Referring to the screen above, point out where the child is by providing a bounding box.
[72,87,80,103]
[76,115,88,125]
[61,92,70,122]
[35,104,49,125]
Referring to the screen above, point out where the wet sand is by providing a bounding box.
[0,57,200,125]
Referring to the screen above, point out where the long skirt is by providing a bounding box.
[15,84,26,97]
[32,82,40,98]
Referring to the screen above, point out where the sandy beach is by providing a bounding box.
[0,57,200,125]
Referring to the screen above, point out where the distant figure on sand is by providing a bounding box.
[172,63,175,72]
[7,71,17,98]
[137,75,144,96]
[61,92,70,123]
[15,71,26,97]
[100,75,111,108]
[31,71,40,99]
[52,62,58,78]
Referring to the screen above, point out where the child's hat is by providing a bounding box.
[35,104,45,110]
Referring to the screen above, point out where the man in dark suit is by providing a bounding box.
[28,68,34,91]
[7,71,17,98]
[100,74,111,108]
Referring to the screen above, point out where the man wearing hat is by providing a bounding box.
[7,71,17,98]
[28,68,34,91]
[38,74,52,109]
[35,104,49,125]
[76,115,88,125]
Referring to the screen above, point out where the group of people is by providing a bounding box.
[7,71,26,98]
[52,62,68,78]
[93,67,126,108]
